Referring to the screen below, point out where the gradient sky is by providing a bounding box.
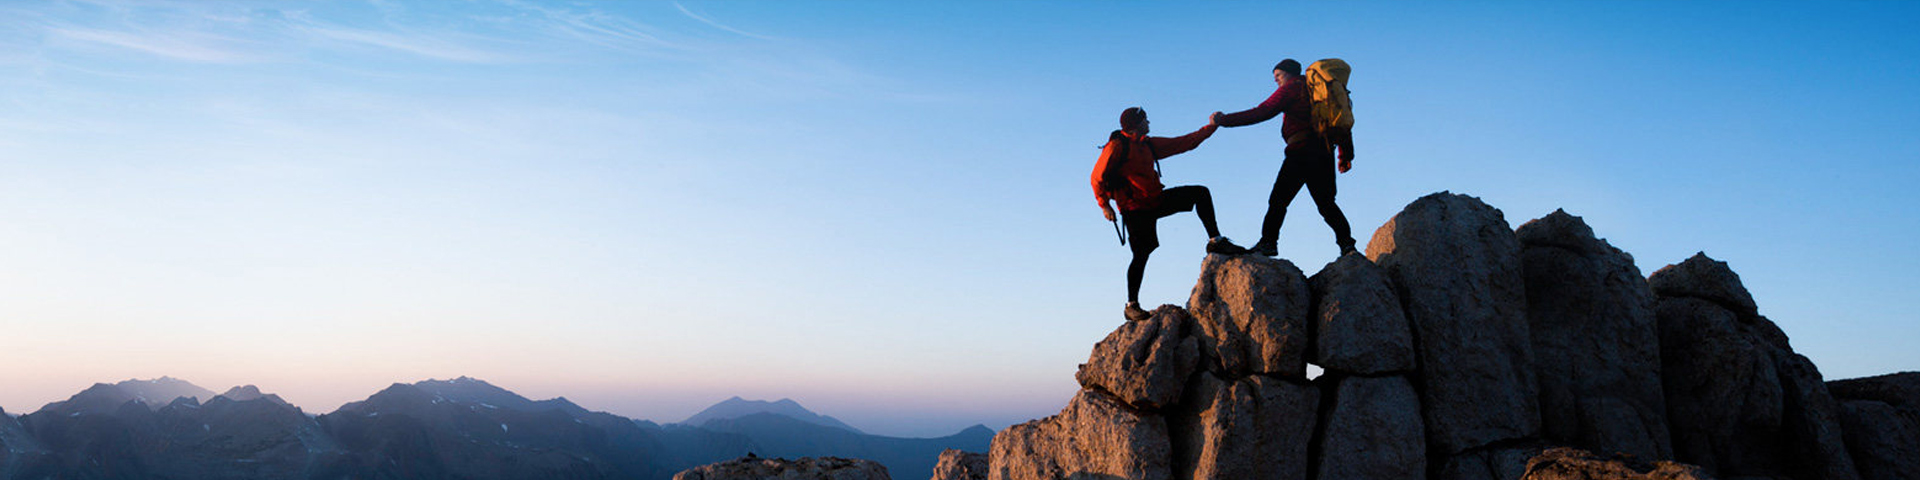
[2,1,1916,438]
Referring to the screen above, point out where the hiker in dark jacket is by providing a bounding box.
[1092,107,1246,321]
[1212,59,1358,257]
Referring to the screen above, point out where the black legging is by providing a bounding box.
[1121,186,1221,303]
[1259,143,1355,249]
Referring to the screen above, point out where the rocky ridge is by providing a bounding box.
[986,192,1913,480]
[673,455,891,480]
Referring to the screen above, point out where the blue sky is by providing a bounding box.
[1,1,1915,438]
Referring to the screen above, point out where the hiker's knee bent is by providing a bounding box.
[1131,240,1158,257]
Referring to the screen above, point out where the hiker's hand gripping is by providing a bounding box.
[1209,111,1224,126]
[1102,204,1116,222]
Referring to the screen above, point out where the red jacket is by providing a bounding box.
[1091,125,1216,212]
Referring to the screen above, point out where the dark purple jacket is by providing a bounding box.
[1218,79,1353,156]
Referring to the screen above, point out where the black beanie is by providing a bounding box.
[1120,107,1146,130]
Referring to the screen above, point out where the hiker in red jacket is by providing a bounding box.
[1212,59,1358,257]
[1092,107,1246,321]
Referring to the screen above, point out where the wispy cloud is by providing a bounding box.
[295,24,509,63]
[47,26,259,63]
[494,0,685,53]
[673,2,776,41]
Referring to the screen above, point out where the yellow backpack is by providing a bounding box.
[1305,59,1354,135]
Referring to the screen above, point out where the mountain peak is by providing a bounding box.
[111,377,217,410]
[681,396,863,434]
[219,385,291,406]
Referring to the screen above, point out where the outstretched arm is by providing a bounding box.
[1147,122,1219,159]
[1214,87,1288,127]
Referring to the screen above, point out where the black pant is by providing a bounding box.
[1121,186,1220,303]
[1259,143,1355,250]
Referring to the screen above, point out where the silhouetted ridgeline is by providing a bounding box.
[978,192,1919,480]
[0,376,988,480]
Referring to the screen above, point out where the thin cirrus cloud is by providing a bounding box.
[292,23,511,63]
[16,1,707,66]
[45,26,263,64]
[673,2,777,41]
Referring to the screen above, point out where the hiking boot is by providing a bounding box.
[1124,301,1151,322]
[1339,244,1360,257]
[1249,239,1278,257]
[1206,236,1248,255]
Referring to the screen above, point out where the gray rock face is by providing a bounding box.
[931,450,988,480]
[1308,254,1415,375]
[1775,353,1861,480]
[1829,370,1920,479]
[1186,254,1313,379]
[1519,447,1712,480]
[1366,192,1539,455]
[1652,253,1861,480]
[1075,307,1201,410]
[674,456,891,480]
[1517,209,1671,460]
[1836,399,1920,480]
[1437,444,1540,480]
[1316,375,1426,480]
[1649,253,1758,318]
[1168,373,1318,480]
[988,389,1169,480]
[1829,372,1920,411]
[1656,295,1786,476]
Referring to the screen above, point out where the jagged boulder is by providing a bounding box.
[1075,306,1201,410]
[674,456,890,480]
[1828,373,1920,480]
[1829,372,1920,409]
[1167,373,1318,480]
[1315,375,1426,480]
[1652,254,1860,480]
[1834,399,1920,480]
[989,389,1169,480]
[1519,447,1712,480]
[1648,253,1757,318]
[1517,210,1671,460]
[1367,192,1539,455]
[931,450,987,480]
[1187,254,1313,379]
[1308,254,1415,375]
[1775,353,1861,480]
[1656,295,1786,476]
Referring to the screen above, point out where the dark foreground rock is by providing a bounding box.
[1367,192,1539,455]
[1518,209,1671,460]
[1308,254,1415,375]
[673,456,891,480]
[1316,375,1426,480]
[1652,253,1859,480]
[1829,372,1920,480]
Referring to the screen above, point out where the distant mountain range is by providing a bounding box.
[0,377,990,480]
[680,396,864,433]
